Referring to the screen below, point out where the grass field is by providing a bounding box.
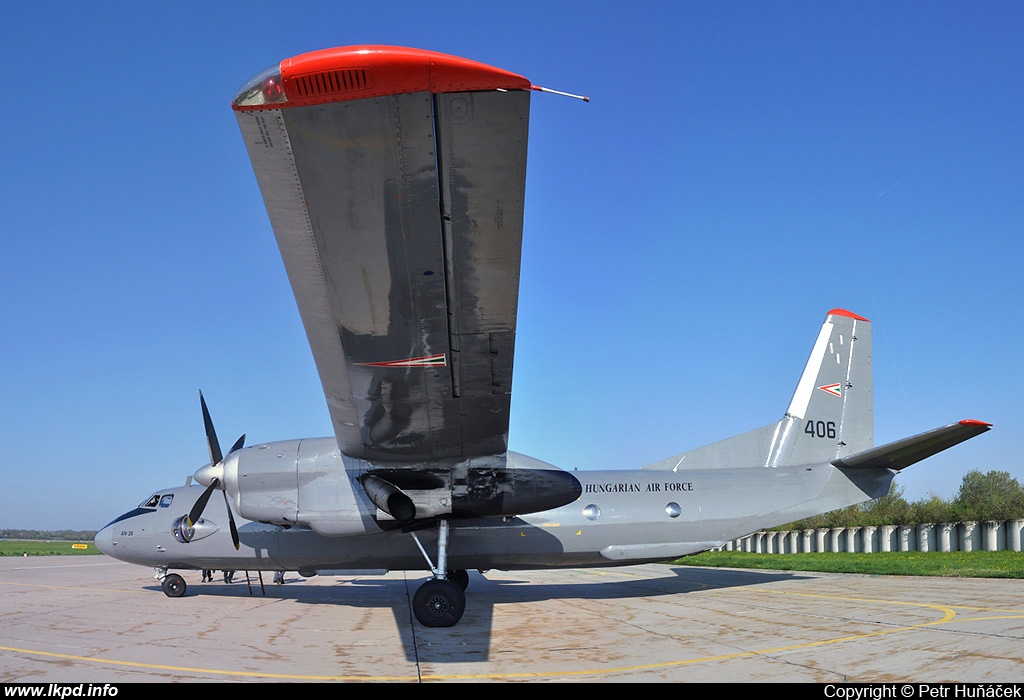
[679,550,1024,578]
[0,540,101,556]
[4,540,1021,578]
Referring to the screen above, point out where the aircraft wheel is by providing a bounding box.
[161,573,187,598]
[413,578,465,627]
[446,569,470,591]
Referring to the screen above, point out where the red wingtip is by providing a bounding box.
[827,308,870,322]
[959,419,993,427]
[287,45,529,106]
[234,45,532,111]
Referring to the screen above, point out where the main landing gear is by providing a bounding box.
[409,520,470,627]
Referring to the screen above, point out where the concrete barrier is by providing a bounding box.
[863,526,876,553]
[880,525,894,552]
[962,522,978,552]
[938,523,955,552]
[727,519,1024,554]
[1010,520,1023,551]
[918,523,934,552]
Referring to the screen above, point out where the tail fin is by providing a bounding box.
[642,310,989,478]
[765,308,873,467]
[642,309,873,471]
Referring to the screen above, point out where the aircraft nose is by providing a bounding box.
[94,525,114,556]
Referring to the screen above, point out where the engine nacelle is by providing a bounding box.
[367,452,583,519]
[214,438,581,536]
[217,437,376,536]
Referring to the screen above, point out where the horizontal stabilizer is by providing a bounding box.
[831,419,991,472]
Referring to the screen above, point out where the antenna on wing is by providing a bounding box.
[531,85,590,102]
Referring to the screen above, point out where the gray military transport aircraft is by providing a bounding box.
[94,45,991,627]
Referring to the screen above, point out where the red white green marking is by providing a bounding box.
[357,353,447,368]
[818,383,842,397]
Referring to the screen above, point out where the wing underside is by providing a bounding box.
[234,47,532,461]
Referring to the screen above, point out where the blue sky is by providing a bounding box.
[2,2,1019,530]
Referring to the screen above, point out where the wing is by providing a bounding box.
[232,46,533,461]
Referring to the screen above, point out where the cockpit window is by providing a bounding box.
[159,494,174,508]
[142,495,160,508]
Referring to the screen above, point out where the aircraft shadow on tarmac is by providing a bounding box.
[143,566,806,664]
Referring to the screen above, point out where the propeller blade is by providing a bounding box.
[222,490,240,550]
[187,477,220,527]
[200,391,223,466]
[197,392,242,549]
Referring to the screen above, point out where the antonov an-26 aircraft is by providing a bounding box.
[95,45,990,627]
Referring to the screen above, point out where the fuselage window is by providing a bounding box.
[159,494,174,508]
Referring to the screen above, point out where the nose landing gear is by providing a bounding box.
[157,568,187,598]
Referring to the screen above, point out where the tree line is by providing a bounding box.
[786,470,1024,530]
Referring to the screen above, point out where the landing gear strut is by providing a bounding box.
[409,520,467,627]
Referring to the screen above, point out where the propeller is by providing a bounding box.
[185,391,244,549]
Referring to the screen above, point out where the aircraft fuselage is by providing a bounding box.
[94,441,892,573]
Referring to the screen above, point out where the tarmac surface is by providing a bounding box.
[1,555,1022,683]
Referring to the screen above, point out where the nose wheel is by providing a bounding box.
[160,572,187,598]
